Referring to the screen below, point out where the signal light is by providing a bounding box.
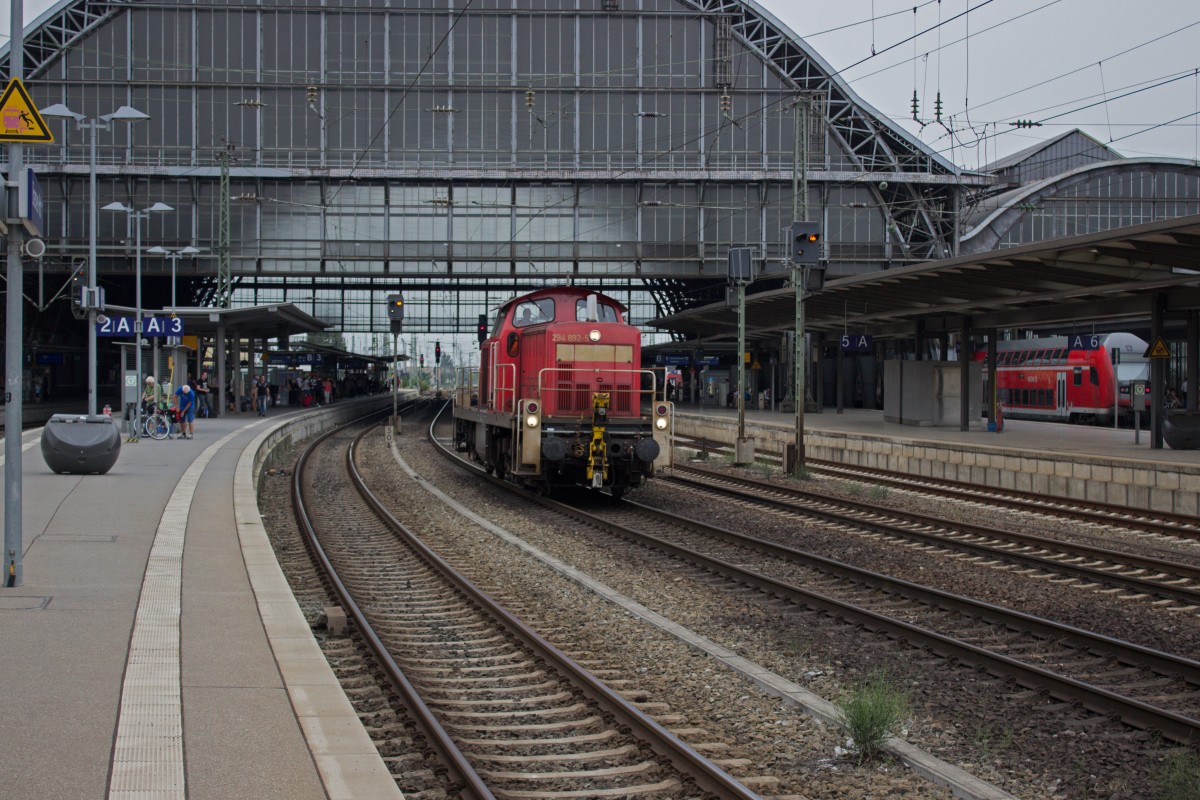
[435,341,442,364]
[387,293,404,333]
[386,294,405,320]
[477,313,488,343]
[790,221,821,265]
[419,354,425,368]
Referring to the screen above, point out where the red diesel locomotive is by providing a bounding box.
[452,286,672,496]
[974,332,1151,425]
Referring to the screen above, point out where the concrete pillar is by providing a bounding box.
[1188,310,1198,412]
[215,318,226,418]
[959,320,971,432]
[1152,292,1165,448]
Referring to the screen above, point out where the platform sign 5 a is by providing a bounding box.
[840,334,873,353]
[97,316,184,337]
[1068,334,1103,351]
[0,78,54,143]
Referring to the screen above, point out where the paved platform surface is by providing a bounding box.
[0,403,401,800]
[678,403,1200,466]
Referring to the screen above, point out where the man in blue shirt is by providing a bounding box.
[174,383,197,439]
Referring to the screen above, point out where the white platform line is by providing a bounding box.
[107,427,258,800]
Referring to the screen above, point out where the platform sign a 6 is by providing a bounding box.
[1068,334,1103,351]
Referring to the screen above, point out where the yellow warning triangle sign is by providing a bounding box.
[1144,336,1171,359]
[0,78,54,143]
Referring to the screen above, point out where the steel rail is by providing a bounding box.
[427,412,1200,745]
[673,436,1200,540]
[415,405,762,800]
[292,402,497,800]
[668,466,1200,606]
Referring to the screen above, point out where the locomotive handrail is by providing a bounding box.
[488,352,517,412]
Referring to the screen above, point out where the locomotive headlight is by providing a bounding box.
[526,415,539,428]
[655,416,668,430]
[588,329,601,342]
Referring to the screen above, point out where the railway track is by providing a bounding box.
[293,415,760,799]
[428,417,1200,747]
[673,435,1200,541]
[664,464,1200,612]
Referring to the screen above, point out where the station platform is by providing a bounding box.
[672,404,1200,514]
[0,399,401,800]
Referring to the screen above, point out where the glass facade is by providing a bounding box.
[16,0,965,334]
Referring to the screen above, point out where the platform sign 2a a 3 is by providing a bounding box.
[840,334,873,353]
[96,316,184,337]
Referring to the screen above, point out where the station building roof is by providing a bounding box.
[650,213,1200,343]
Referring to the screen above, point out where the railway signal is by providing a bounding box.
[386,293,404,334]
[477,313,488,342]
[791,221,821,265]
[435,341,442,364]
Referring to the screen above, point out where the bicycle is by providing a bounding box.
[141,408,174,440]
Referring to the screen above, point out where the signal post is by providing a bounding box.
[387,293,403,432]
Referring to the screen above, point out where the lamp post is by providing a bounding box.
[102,202,175,440]
[40,103,150,416]
[146,246,200,313]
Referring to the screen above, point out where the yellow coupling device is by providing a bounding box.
[587,392,610,488]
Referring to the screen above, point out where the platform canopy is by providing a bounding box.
[99,303,332,340]
[651,213,1200,342]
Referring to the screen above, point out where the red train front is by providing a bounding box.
[973,333,1150,424]
[452,286,671,496]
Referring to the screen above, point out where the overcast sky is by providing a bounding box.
[6,0,1198,169]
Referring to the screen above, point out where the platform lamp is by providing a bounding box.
[102,202,175,441]
[146,246,200,314]
[40,103,150,416]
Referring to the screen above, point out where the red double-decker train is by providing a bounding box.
[452,286,671,497]
[973,333,1150,425]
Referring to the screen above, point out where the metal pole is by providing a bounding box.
[5,0,27,586]
[392,333,399,427]
[792,97,810,475]
[87,121,98,415]
[134,214,143,441]
[795,265,805,474]
[169,252,177,312]
[737,280,746,439]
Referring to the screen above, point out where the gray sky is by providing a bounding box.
[6,0,1197,168]
[758,0,1199,167]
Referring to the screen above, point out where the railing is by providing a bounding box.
[488,352,517,412]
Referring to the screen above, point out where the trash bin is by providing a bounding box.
[41,414,122,474]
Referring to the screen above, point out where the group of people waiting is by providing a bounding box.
[227,374,336,414]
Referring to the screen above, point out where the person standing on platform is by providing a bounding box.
[141,375,161,417]
[174,382,196,439]
[256,375,269,416]
[195,370,212,418]
[323,376,334,405]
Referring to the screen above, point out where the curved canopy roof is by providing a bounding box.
[652,213,1200,341]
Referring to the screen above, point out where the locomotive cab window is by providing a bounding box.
[513,299,555,328]
[575,300,619,323]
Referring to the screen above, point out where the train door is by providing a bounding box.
[1056,371,1068,418]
